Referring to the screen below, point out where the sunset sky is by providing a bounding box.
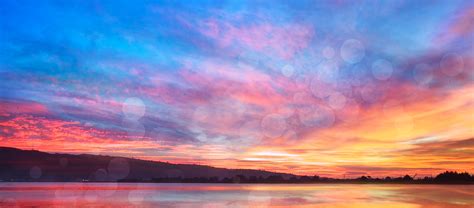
[1,0,473,177]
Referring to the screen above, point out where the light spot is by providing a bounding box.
[294,74,311,89]
[193,106,210,124]
[222,99,248,119]
[317,61,339,83]
[283,130,298,144]
[29,166,42,179]
[128,190,146,205]
[261,114,287,138]
[340,39,365,64]
[322,46,335,59]
[327,92,347,110]
[310,79,335,99]
[299,104,335,128]
[293,92,314,104]
[359,83,383,103]
[413,63,433,87]
[281,64,295,77]
[440,53,464,76]
[333,80,354,96]
[348,64,371,87]
[123,119,146,140]
[371,59,393,80]
[108,158,130,180]
[94,169,108,181]
[122,97,146,120]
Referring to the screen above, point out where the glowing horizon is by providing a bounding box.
[0,1,473,178]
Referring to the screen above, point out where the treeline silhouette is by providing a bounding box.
[2,147,472,184]
[119,171,474,184]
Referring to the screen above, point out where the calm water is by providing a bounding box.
[0,183,472,207]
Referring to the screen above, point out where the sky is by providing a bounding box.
[0,0,473,178]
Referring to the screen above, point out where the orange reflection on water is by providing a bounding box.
[0,183,472,207]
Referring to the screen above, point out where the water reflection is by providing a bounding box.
[0,183,472,207]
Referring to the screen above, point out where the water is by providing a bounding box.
[0,183,472,207]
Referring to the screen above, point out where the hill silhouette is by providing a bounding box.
[0,147,472,184]
[0,147,294,182]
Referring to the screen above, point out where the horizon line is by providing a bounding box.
[2,146,472,180]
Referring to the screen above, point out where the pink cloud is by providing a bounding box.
[199,19,314,59]
[0,100,49,116]
[434,5,474,46]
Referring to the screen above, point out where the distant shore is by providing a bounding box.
[2,171,473,185]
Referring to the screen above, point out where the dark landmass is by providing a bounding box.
[147,171,474,184]
[0,146,294,182]
[1,147,472,184]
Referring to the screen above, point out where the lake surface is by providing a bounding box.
[0,183,472,207]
